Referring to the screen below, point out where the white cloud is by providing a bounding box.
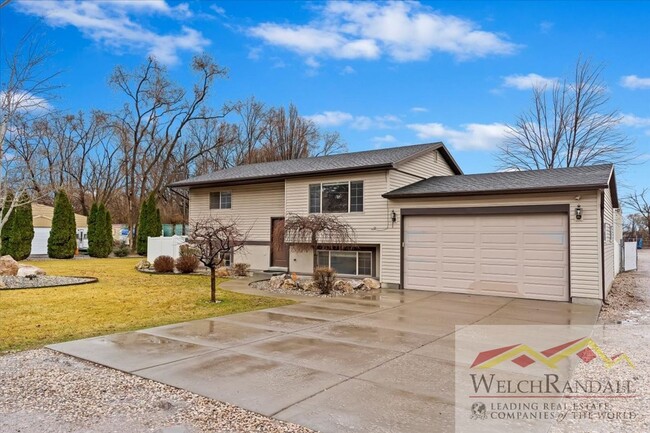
[621,113,650,129]
[502,73,557,90]
[620,75,650,90]
[305,111,354,127]
[1,90,52,114]
[210,4,226,16]
[249,1,518,63]
[340,65,356,75]
[539,21,554,33]
[410,106,428,112]
[407,122,509,150]
[16,0,209,65]
[372,134,397,143]
[306,111,401,130]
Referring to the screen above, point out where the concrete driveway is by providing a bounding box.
[49,285,600,433]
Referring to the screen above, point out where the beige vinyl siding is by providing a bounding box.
[285,170,391,277]
[389,150,456,190]
[603,187,615,294]
[188,182,285,242]
[385,191,602,299]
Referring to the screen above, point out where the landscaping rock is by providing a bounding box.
[16,265,47,278]
[302,281,318,292]
[135,260,151,271]
[281,278,296,289]
[0,279,6,289]
[269,275,285,289]
[348,279,365,289]
[333,280,353,293]
[362,277,381,290]
[0,255,19,276]
[216,267,230,277]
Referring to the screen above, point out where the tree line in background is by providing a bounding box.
[1,32,344,252]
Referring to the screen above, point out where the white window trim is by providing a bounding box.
[317,249,373,276]
[311,181,363,214]
[210,191,232,210]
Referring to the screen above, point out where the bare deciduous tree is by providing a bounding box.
[499,58,633,170]
[277,213,356,269]
[0,30,60,248]
[625,190,650,241]
[188,217,248,302]
[110,55,228,249]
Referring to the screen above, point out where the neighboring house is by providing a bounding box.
[31,203,88,255]
[170,142,621,303]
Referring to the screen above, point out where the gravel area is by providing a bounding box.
[0,349,315,433]
[599,249,650,325]
[0,276,97,289]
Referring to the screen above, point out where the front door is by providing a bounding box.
[271,218,288,268]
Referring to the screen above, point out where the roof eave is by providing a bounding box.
[382,183,610,199]
[168,163,394,189]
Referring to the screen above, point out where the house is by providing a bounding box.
[31,203,88,255]
[169,142,621,304]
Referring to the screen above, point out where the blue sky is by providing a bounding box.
[2,0,649,204]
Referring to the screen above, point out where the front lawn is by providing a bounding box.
[0,258,294,353]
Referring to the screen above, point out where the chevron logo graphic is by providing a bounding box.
[471,337,635,370]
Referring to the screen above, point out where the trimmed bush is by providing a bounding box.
[313,266,336,295]
[48,191,77,259]
[137,193,162,256]
[175,255,199,273]
[1,193,34,260]
[87,202,98,256]
[89,203,113,258]
[153,255,175,273]
[232,262,251,277]
[113,241,129,257]
[0,193,16,257]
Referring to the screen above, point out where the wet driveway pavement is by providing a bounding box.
[48,286,600,433]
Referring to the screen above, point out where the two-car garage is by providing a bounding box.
[402,208,569,301]
[384,164,621,303]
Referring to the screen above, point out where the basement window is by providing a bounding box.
[317,250,373,276]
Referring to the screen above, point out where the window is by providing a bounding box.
[322,183,349,213]
[209,191,231,209]
[350,181,363,212]
[309,184,321,213]
[308,181,363,214]
[221,251,232,267]
[317,249,373,276]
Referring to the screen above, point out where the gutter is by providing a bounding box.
[600,189,609,306]
[382,184,610,199]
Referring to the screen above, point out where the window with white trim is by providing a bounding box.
[309,181,363,213]
[317,250,373,276]
[209,191,231,209]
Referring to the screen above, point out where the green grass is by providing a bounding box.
[0,258,293,353]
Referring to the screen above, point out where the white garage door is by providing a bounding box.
[403,213,568,301]
[31,228,51,255]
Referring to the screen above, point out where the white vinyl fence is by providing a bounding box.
[623,242,638,272]
[147,235,188,263]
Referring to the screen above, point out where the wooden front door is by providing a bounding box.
[271,218,288,268]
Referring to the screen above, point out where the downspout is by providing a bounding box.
[600,190,609,306]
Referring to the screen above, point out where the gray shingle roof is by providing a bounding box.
[384,164,615,200]
[170,142,460,188]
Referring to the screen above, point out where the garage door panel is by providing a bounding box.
[403,213,568,301]
[523,233,566,245]
[442,233,476,243]
[480,233,518,244]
